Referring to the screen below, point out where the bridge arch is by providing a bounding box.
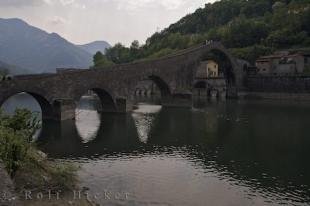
[148,75,171,98]
[76,88,117,113]
[132,74,172,101]
[0,91,54,121]
[199,50,236,85]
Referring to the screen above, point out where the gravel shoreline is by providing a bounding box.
[0,163,20,206]
[1,163,94,206]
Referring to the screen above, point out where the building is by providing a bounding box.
[196,60,220,78]
[256,51,310,75]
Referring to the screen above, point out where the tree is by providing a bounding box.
[130,40,140,50]
[92,0,309,64]
[93,51,114,68]
[105,43,132,64]
[0,109,40,177]
[93,51,104,65]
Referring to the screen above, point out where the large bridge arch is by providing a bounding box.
[195,43,239,87]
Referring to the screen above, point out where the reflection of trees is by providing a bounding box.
[147,102,310,203]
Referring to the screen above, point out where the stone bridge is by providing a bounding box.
[0,42,244,121]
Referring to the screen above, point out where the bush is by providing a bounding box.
[0,109,39,177]
[0,127,29,177]
[230,45,273,64]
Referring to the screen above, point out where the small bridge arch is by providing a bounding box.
[0,90,54,121]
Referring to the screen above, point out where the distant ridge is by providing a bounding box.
[0,18,93,74]
[78,41,111,55]
[0,60,30,75]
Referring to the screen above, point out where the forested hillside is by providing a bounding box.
[95,0,310,66]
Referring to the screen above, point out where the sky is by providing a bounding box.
[0,0,216,46]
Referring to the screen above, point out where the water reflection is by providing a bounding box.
[132,103,162,143]
[75,96,101,143]
[3,94,310,205]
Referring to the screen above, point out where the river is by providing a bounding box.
[2,93,310,206]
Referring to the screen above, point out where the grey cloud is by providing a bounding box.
[0,0,46,7]
[48,16,69,25]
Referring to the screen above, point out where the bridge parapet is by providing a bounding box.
[0,42,242,121]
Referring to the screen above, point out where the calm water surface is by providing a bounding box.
[2,94,310,206]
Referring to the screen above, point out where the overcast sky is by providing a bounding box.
[0,0,216,46]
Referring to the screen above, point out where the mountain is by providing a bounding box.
[0,60,30,75]
[0,18,92,73]
[143,0,310,63]
[78,41,111,55]
[100,0,310,65]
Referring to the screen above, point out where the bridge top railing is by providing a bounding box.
[1,73,57,81]
[91,41,224,70]
[4,41,225,80]
[64,41,222,74]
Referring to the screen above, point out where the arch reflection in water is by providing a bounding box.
[132,103,162,143]
[38,113,141,159]
[75,95,101,143]
[36,100,310,205]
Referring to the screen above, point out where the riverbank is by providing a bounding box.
[1,162,95,206]
[12,155,95,206]
[0,109,96,206]
[0,163,20,205]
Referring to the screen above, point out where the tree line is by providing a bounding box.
[94,0,310,66]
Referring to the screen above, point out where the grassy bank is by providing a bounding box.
[0,109,93,205]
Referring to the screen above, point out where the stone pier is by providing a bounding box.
[53,99,76,121]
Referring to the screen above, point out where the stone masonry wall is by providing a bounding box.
[245,75,310,93]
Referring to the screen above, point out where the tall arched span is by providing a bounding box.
[198,48,236,87]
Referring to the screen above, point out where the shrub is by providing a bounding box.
[0,109,39,177]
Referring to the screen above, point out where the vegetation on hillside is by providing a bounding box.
[94,0,310,66]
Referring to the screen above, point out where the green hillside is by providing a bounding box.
[94,0,310,66]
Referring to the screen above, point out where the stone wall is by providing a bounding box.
[242,75,310,99]
[245,75,310,93]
